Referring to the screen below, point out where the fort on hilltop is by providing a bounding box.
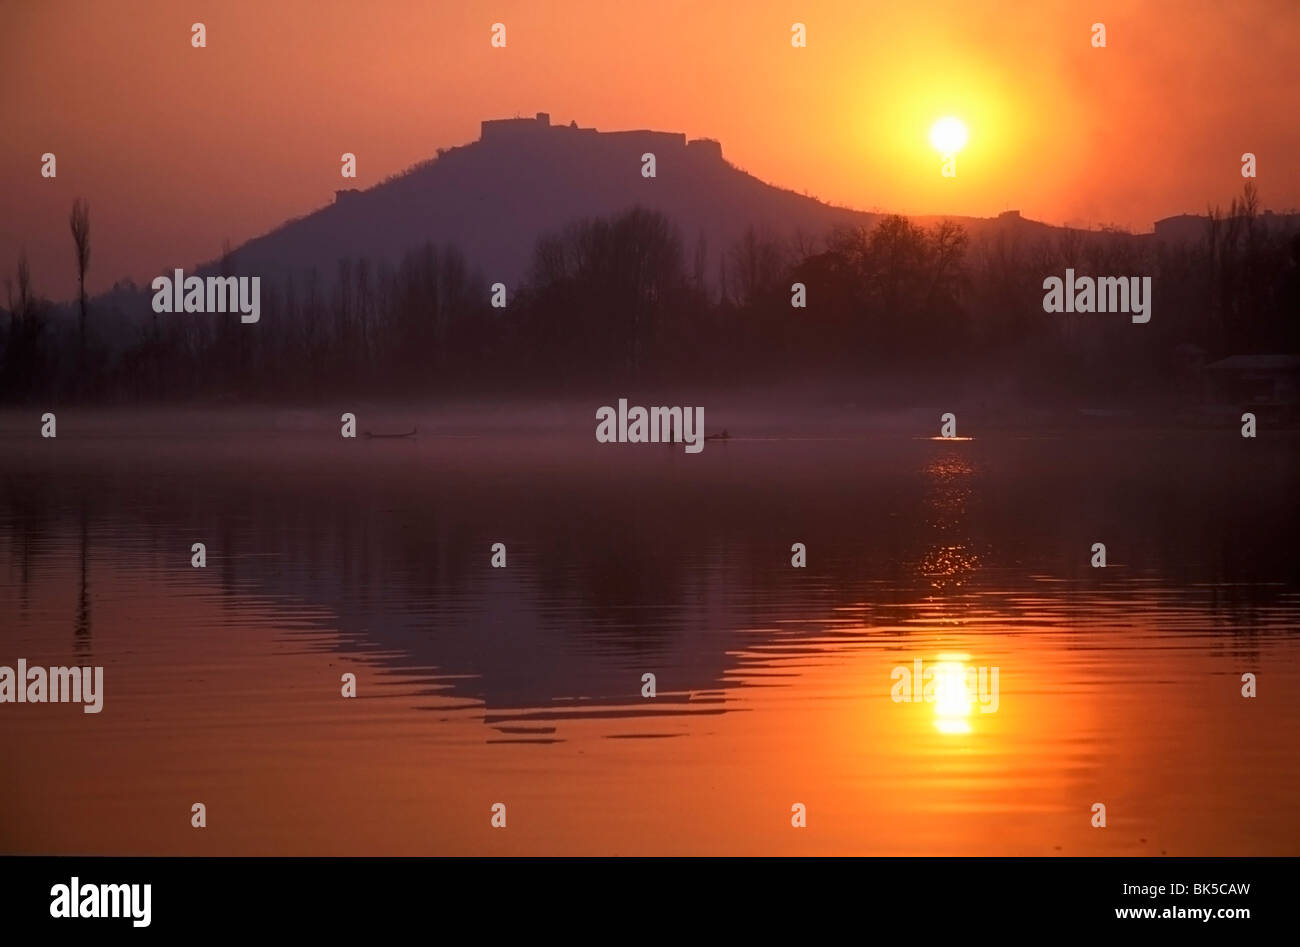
[479,111,724,162]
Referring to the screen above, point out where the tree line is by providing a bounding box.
[3,185,1297,405]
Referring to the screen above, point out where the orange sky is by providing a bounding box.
[2,0,1298,300]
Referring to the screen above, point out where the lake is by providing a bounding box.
[2,408,1297,855]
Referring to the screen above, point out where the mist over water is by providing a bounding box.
[1,408,1297,854]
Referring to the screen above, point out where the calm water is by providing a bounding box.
[2,410,1298,855]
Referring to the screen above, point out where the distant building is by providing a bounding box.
[477,113,723,162]
[480,112,552,142]
[602,129,687,150]
[1154,211,1300,244]
[1202,354,1300,421]
[686,138,723,161]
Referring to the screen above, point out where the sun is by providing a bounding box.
[929,116,968,155]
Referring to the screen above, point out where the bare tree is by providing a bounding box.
[728,225,785,306]
[925,219,969,306]
[13,252,33,319]
[69,199,90,368]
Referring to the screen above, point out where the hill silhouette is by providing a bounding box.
[222,112,881,290]
[209,111,1201,298]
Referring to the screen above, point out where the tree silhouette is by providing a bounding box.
[69,198,90,376]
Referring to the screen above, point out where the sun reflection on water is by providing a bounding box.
[932,654,974,734]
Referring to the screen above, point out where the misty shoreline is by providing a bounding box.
[0,400,1289,440]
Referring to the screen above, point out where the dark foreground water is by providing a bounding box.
[1,409,1297,854]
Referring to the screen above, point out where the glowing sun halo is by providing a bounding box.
[929,117,968,155]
